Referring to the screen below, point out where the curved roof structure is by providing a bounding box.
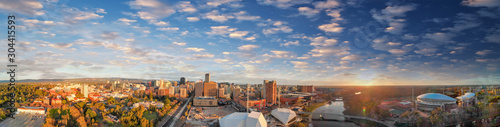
[456,93,475,100]
[220,112,267,127]
[417,93,456,101]
[271,108,297,125]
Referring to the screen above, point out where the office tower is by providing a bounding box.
[205,73,210,83]
[173,81,178,86]
[81,84,89,98]
[265,80,277,106]
[218,88,225,98]
[180,88,187,98]
[180,77,186,85]
[233,87,241,99]
[168,87,175,96]
[195,81,204,97]
[204,81,217,97]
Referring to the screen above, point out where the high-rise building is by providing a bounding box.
[204,81,218,97]
[265,80,277,106]
[300,85,315,93]
[233,87,241,99]
[180,77,186,85]
[180,88,187,98]
[81,84,89,98]
[195,81,204,97]
[205,73,210,83]
[218,88,225,98]
[168,87,175,96]
[173,81,178,86]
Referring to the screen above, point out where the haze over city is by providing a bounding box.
[1,0,500,86]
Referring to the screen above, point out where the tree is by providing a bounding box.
[164,98,171,105]
[76,92,84,98]
[107,97,116,105]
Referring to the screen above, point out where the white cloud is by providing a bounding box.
[129,0,176,25]
[153,21,169,26]
[263,50,294,59]
[485,27,500,43]
[157,27,180,31]
[371,4,417,34]
[207,0,242,7]
[462,0,500,7]
[341,54,363,61]
[100,32,120,40]
[185,47,205,52]
[313,0,340,9]
[257,0,312,9]
[117,18,137,25]
[238,44,260,51]
[206,26,237,35]
[187,17,200,22]
[190,53,215,59]
[476,49,492,56]
[0,0,44,16]
[233,11,261,21]
[318,22,343,33]
[203,10,234,22]
[442,13,480,32]
[423,32,454,43]
[298,7,320,18]
[177,1,197,13]
[290,61,309,69]
[48,43,73,49]
[281,41,300,46]
[173,42,186,46]
[309,36,338,46]
[388,49,407,55]
[96,8,107,14]
[229,31,249,38]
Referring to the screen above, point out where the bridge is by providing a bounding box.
[296,112,395,127]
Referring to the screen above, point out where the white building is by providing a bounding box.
[271,108,297,126]
[417,93,457,112]
[456,93,476,107]
[133,101,164,109]
[219,112,267,127]
[17,107,45,114]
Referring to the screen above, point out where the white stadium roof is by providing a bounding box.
[271,108,297,125]
[220,112,267,127]
[417,93,456,101]
[456,93,475,100]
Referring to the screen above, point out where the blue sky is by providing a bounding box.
[0,0,499,85]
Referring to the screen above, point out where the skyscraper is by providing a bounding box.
[265,80,277,106]
[173,81,178,86]
[180,77,186,85]
[195,81,204,97]
[205,73,210,83]
[81,84,89,98]
[204,81,217,97]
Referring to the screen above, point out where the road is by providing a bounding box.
[162,96,193,127]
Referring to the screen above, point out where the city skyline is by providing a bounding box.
[0,0,500,86]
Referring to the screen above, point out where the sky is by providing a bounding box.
[0,0,499,86]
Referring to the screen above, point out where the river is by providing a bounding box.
[311,101,359,127]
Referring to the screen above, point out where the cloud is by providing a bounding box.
[290,61,309,69]
[298,7,320,18]
[173,42,186,46]
[263,50,294,59]
[281,41,300,46]
[341,54,363,61]
[157,27,180,31]
[189,53,215,60]
[462,0,500,7]
[118,18,137,25]
[100,31,120,40]
[203,10,234,22]
[476,49,492,56]
[423,32,455,43]
[63,8,104,24]
[206,0,242,7]
[177,1,197,13]
[233,11,261,21]
[318,22,343,33]
[108,60,136,66]
[371,4,417,34]
[257,0,312,9]
[442,13,480,32]
[310,36,338,46]
[187,17,200,22]
[0,0,44,16]
[388,49,407,55]
[229,31,249,38]
[128,0,176,25]
[485,27,500,43]
[238,44,260,51]
[48,43,73,49]
[261,20,293,35]
[185,47,205,52]
[313,0,340,9]
[76,40,104,47]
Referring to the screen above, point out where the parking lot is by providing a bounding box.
[0,113,45,127]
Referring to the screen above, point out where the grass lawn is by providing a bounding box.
[143,111,159,121]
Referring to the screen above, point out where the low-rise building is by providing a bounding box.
[17,106,46,114]
[133,101,164,109]
[193,96,217,107]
